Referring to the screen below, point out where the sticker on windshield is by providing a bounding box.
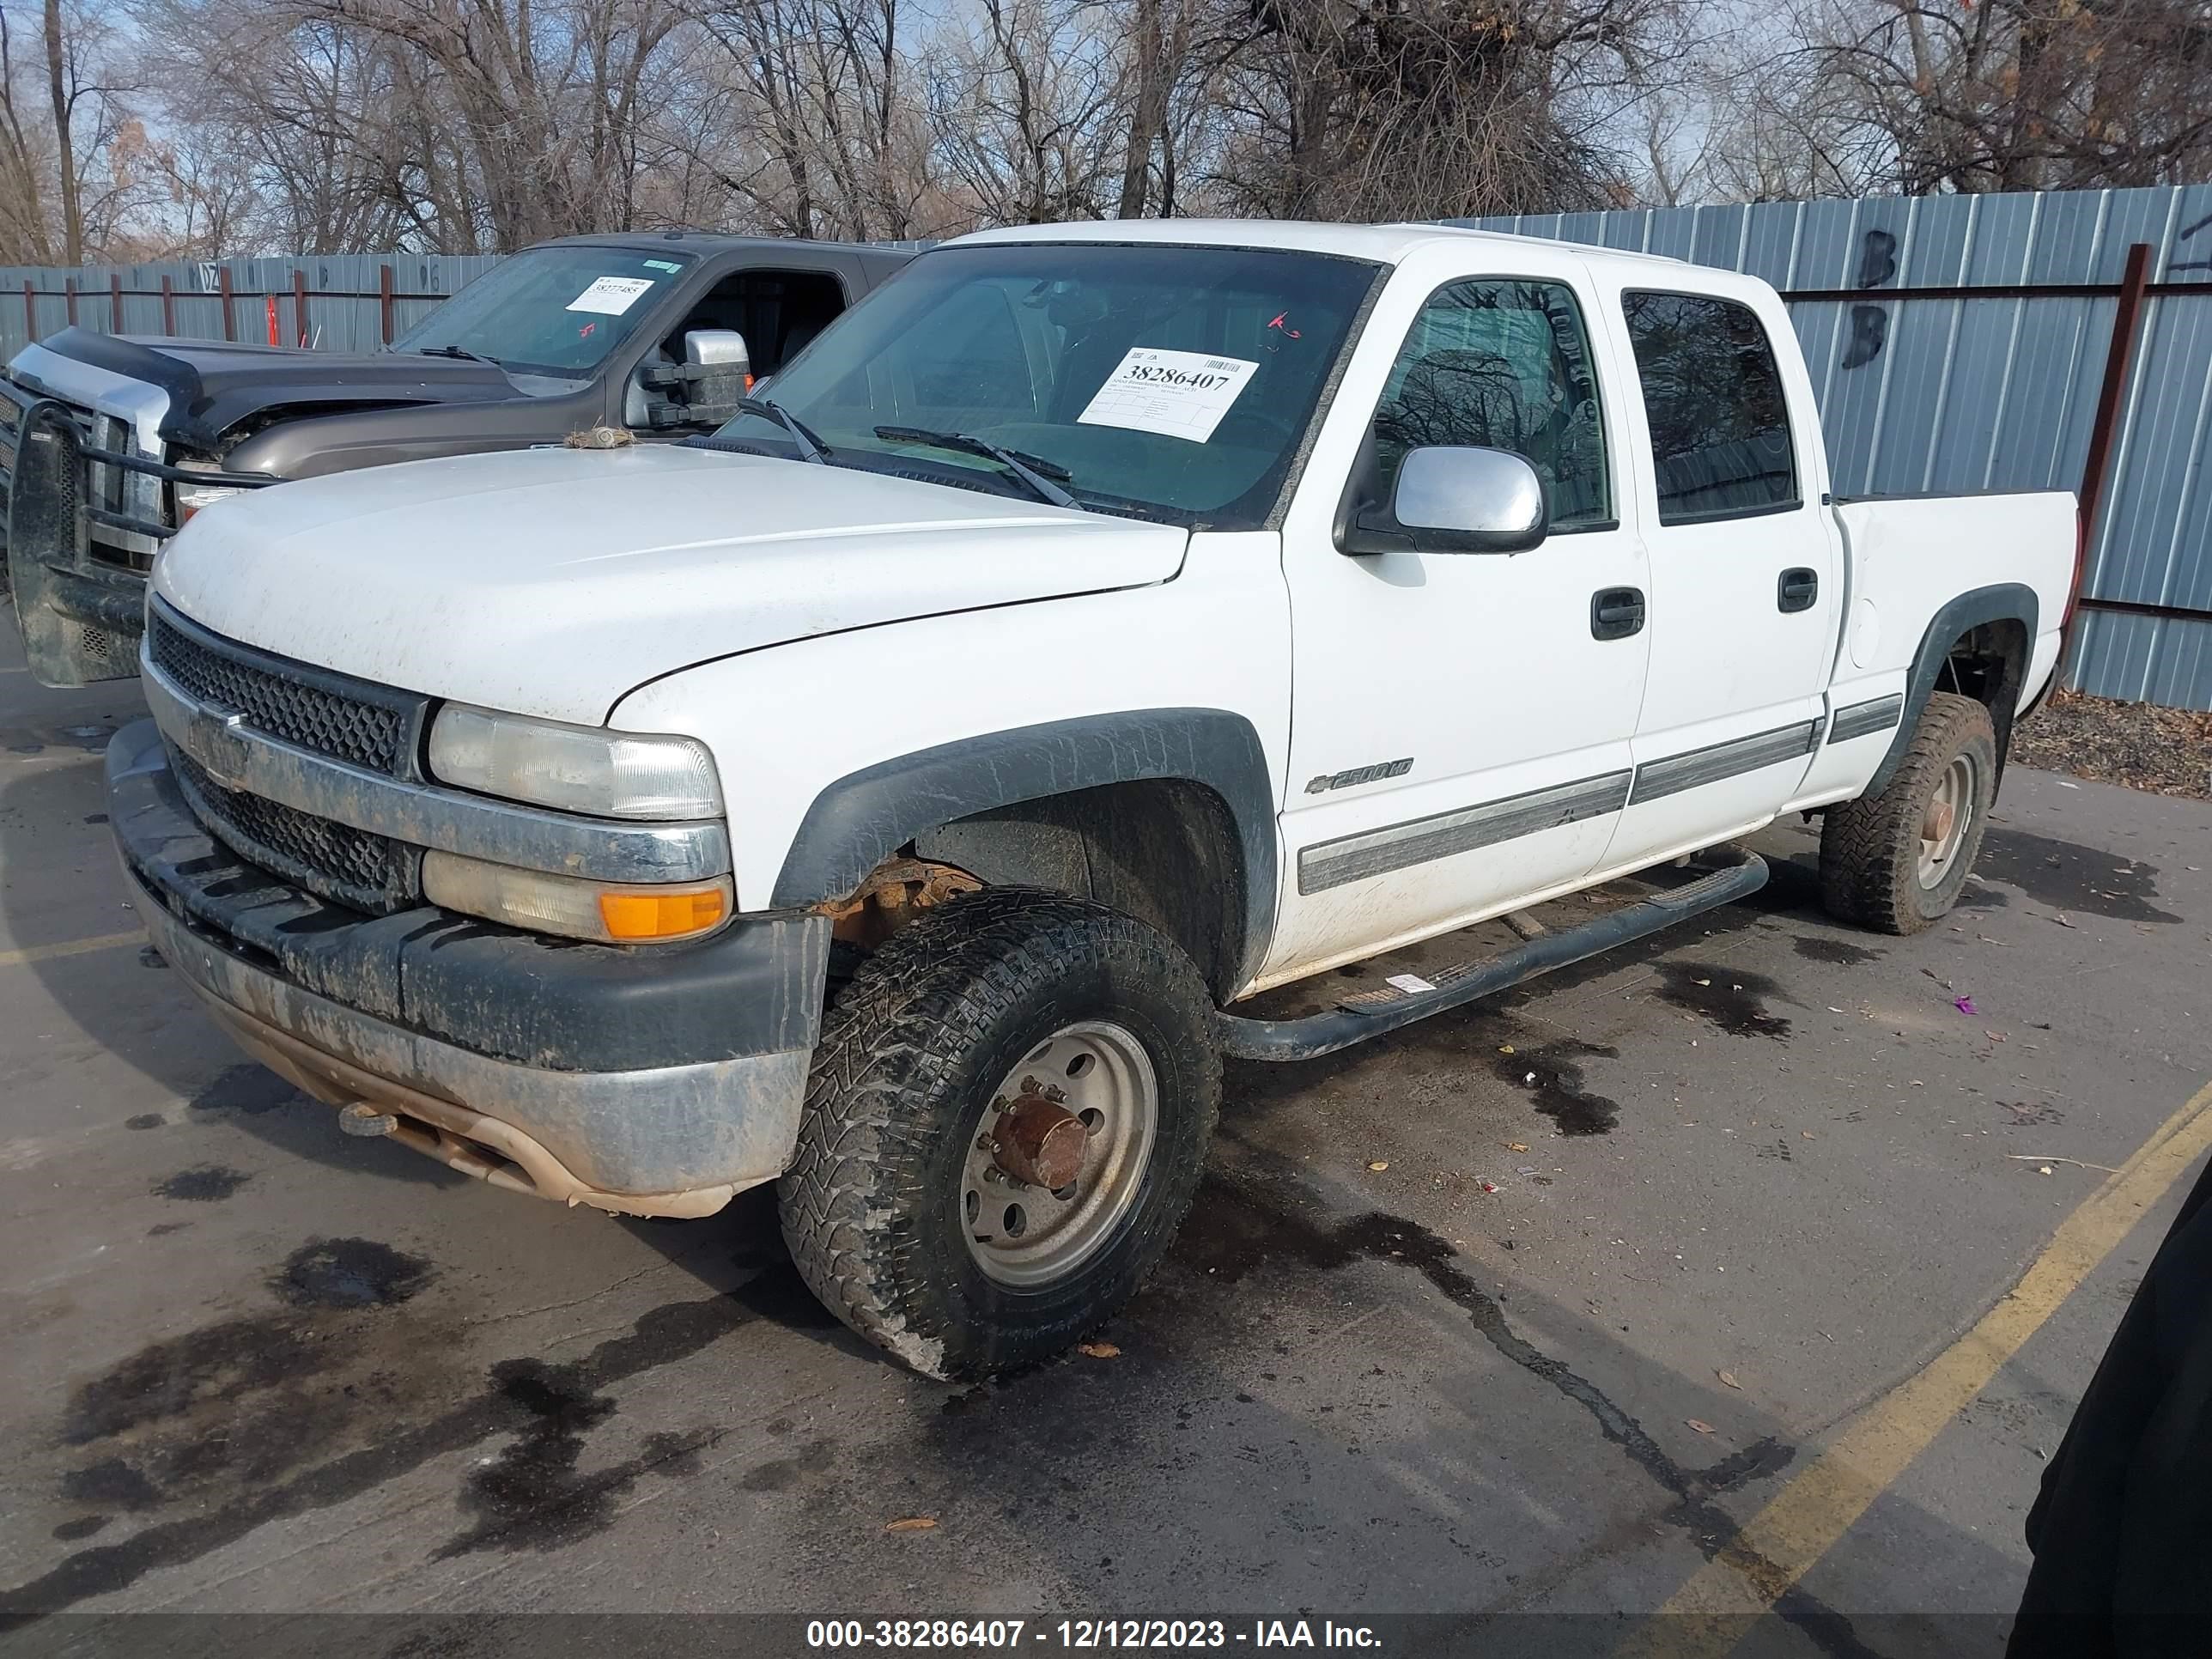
[566,276,655,316]
[1077,348,1259,443]
[643,259,683,274]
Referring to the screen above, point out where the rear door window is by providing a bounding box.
[1620,292,1799,524]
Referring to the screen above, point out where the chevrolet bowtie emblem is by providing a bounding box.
[197,711,253,791]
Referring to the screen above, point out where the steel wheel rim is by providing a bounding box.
[1917,753,1978,888]
[959,1021,1158,1287]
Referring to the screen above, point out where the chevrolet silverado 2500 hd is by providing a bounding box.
[105,221,2077,1378]
[2,234,912,686]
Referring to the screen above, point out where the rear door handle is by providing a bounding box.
[1778,568,1820,612]
[1591,586,1645,641]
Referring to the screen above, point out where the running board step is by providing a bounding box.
[1217,847,1769,1062]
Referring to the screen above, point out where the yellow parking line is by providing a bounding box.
[0,930,143,969]
[1631,1076,2212,1650]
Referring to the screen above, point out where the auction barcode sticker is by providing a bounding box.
[1077,348,1259,443]
[567,276,655,315]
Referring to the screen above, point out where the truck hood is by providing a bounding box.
[11,328,520,453]
[153,443,1190,725]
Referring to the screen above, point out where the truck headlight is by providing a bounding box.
[422,852,732,944]
[174,458,246,523]
[426,704,721,820]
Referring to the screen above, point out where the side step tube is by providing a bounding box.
[1218,847,1769,1062]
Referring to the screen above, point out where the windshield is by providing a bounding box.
[390,245,694,378]
[711,241,1380,527]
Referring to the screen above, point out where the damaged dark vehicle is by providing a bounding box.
[0,234,913,687]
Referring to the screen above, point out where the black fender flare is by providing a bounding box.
[770,709,1279,987]
[1865,582,2039,799]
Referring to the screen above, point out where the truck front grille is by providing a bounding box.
[148,602,424,776]
[171,746,422,915]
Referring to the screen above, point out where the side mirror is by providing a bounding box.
[684,327,750,374]
[1340,445,1549,556]
[634,329,751,428]
[678,328,750,425]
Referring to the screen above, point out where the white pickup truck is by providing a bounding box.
[106,221,2076,1378]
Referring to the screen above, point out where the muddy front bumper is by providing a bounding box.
[107,720,830,1217]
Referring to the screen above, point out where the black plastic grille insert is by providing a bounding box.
[148,603,422,775]
[171,746,421,915]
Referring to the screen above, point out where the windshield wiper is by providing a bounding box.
[874,426,1078,508]
[738,398,831,464]
[416,343,495,364]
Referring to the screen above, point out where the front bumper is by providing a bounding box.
[108,720,830,1217]
[3,390,151,685]
[2,376,276,684]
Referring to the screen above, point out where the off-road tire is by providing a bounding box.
[778,887,1220,1380]
[1819,691,1997,934]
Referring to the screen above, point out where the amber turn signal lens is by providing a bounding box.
[422,851,733,945]
[599,884,730,941]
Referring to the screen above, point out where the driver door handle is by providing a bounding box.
[1591,586,1645,641]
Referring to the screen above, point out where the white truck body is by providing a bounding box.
[107,219,2076,1375]
[150,222,2072,989]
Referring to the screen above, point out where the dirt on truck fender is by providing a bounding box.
[98,218,2077,1377]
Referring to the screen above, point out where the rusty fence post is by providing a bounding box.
[2066,240,2156,682]
[21,279,33,341]
[218,267,235,340]
[161,273,177,333]
[293,268,309,347]
[110,272,123,331]
[64,278,77,325]
[379,263,395,344]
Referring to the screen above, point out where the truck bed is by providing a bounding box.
[1827,489,2076,723]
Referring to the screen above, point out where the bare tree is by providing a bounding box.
[43,0,79,258]
[933,0,1126,223]
[31,0,2209,264]
[0,6,58,258]
[0,1,159,261]
[1738,0,2212,198]
[1191,0,1692,221]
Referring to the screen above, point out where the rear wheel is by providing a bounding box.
[779,888,1219,1379]
[1819,690,1997,934]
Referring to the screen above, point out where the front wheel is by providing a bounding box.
[1819,690,1997,934]
[778,888,1220,1379]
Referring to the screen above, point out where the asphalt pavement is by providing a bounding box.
[3,629,2209,1659]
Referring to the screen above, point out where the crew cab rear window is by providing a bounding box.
[1370,279,1613,530]
[1620,292,1799,524]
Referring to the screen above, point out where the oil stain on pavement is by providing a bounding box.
[1654,963,1795,1039]
[1977,826,2181,923]
[1793,935,1881,966]
[150,1166,252,1203]
[434,1358,712,1559]
[1488,1036,1622,1135]
[9,1236,761,1619]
